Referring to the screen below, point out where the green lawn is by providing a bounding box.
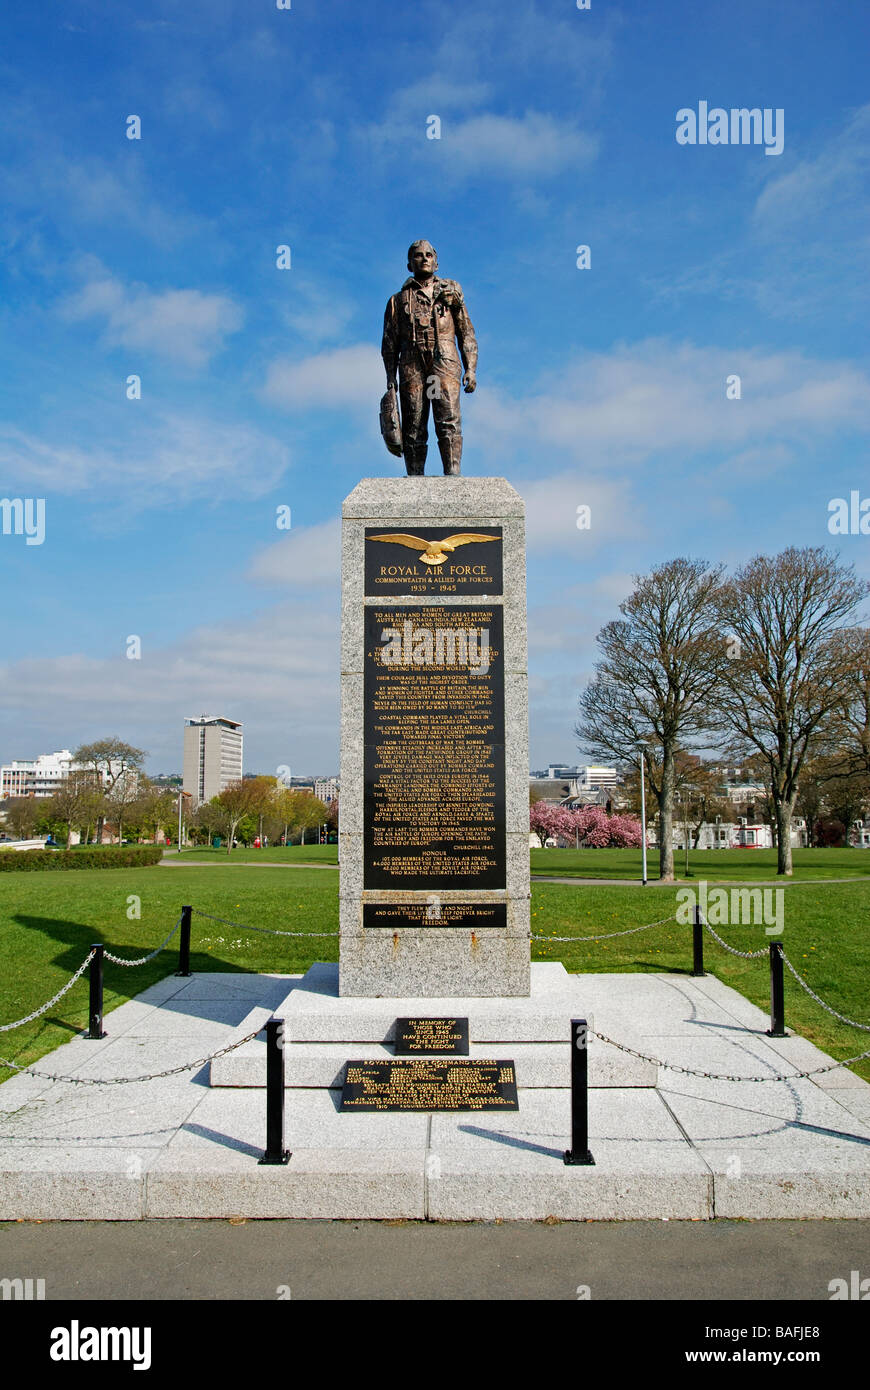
[531,846,870,881]
[171,844,338,865]
[1,863,869,1083]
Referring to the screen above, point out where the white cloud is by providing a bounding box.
[61,273,243,368]
[475,342,870,468]
[261,345,384,410]
[0,600,340,775]
[0,414,291,505]
[280,279,356,345]
[448,112,597,177]
[752,104,870,233]
[518,473,644,554]
[364,108,597,181]
[249,519,341,588]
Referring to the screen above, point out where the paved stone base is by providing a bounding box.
[1,969,869,1220]
[210,962,655,1089]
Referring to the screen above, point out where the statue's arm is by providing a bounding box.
[381,296,399,386]
[451,284,478,387]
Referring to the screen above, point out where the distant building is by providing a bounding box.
[672,820,808,851]
[183,716,243,807]
[576,766,619,791]
[1,749,78,798]
[314,777,339,803]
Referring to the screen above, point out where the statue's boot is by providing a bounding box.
[404,446,427,476]
[438,436,462,476]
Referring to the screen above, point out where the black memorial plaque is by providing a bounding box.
[363,605,505,890]
[363,903,507,931]
[341,1058,518,1111]
[365,527,502,597]
[394,1017,470,1056]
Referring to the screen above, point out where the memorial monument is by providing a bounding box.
[339,240,529,996]
[213,243,651,1130]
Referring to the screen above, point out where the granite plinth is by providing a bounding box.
[340,477,530,997]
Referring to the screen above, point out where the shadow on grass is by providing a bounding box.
[11,912,259,1006]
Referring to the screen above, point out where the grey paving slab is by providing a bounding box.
[146,1088,426,1218]
[427,1089,712,1220]
[0,1148,150,1219]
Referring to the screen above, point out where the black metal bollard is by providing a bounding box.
[767,941,787,1037]
[87,943,107,1039]
[692,904,706,977]
[259,1016,291,1165]
[564,1017,595,1166]
[175,905,192,977]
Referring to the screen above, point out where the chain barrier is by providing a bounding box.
[531,911,677,943]
[191,908,338,938]
[781,952,870,1032]
[702,920,769,959]
[0,1027,265,1086]
[104,914,184,968]
[592,1027,870,1083]
[0,951,96,1033]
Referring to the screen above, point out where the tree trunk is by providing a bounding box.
[658,751,675,881]
[775,799,794,875]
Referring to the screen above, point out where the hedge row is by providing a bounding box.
[0,846,164,872]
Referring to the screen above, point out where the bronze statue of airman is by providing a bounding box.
[381,240,477,476]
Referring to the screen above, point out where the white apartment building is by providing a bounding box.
[1,749,78,799]
[576,765,620,791]
[314,777,339,803]
[183,716,243,807]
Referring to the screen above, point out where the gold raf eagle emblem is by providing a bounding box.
[367,533,497,567]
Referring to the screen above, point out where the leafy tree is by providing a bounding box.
[72,738,146,843]
[4,797,40,839]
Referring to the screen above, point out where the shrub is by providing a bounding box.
[0,845,164,872]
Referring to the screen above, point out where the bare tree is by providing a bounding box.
[576,557,725,881]
[713,547,868,875]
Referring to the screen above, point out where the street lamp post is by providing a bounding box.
[177,792,183,852]
[637,747,648,886]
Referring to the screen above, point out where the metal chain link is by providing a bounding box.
[0,1027,265,1086]
[192,908,337,938]
[703,920,769,959]
[781,953,870,1032]
[592,1027,870,1082]
[104,914,184,968]
[532,912,677,943]
[0,951,96,1033]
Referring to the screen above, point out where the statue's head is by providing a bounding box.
[407,240,437,276]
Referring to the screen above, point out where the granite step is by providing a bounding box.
[210,1037,657,1089]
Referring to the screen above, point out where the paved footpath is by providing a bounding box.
[2,1217,869,1300]
[1,968,869,1222]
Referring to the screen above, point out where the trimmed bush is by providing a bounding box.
[0,845,164,872]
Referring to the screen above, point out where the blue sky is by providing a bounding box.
[1,0,868,776]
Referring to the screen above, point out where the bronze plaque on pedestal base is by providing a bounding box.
[341,1058,518,1111]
